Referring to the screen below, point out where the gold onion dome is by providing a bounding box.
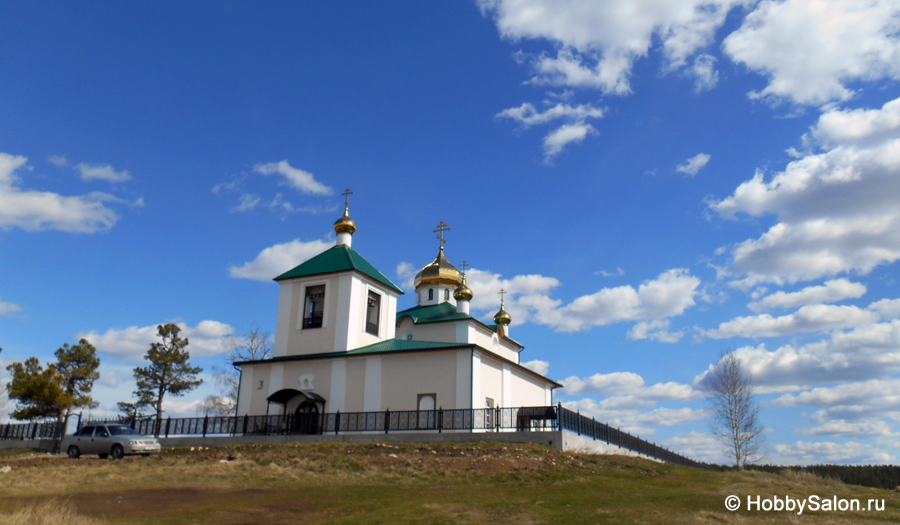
[453,274,473,301]
[333,207,357,235]
[494,305,511,326]
[414,247,461,288]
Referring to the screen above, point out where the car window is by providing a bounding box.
[108,425,138,436]
[96,426,110,438]
[76,426,94,437]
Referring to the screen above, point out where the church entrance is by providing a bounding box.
[265,389,326,435]
[293,399,320,435]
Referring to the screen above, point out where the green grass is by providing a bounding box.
[0,442,898,523]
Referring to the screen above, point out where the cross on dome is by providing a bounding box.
[341,187,353,209]
[433,221,450,248]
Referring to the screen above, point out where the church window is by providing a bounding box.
[417,394,436,411]
[302,285,325,329]
[406,333,413,341]
[417,394,436,429]
[258,380,264,389]
[365,290,381,335]
[444,289,449,301]
[428,288,433,301]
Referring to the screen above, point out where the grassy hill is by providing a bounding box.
[0,442,898,524]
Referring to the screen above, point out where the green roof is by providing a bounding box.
[396,302,473,325]
[274,244,403,294]
[346,339,467,355]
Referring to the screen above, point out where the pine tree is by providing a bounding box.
[133,324,202,436]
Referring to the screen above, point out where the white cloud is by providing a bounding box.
[676,152,710,176]
[774,378,900,421]
[0,299,21,317]
[47,155,68,167]
[563,397,706,435]
[797,419,894,438]
[77,163,131,182]
[775,440,895,464]
[521,359,550,376]
[712,96,900,285]
[664,431,728,464]
[0,153,121,233]
[233,193,261,212]
[542,122,596,160]
[690,54,719,92]
[497,102,604,160]
[705,304,878,339]
[723,0,900,106]
[597,267,625,277]
[230,238,335,282]
[462,266,700,333]
[627,319,684,343]
[496,102,604,126]
[79,320,235,362]
[479,0,738,94]
[253,160,333,195]
[748,278,867,313]
[697,319,900,388]
[396,262,417,291]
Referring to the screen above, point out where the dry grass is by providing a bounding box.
[2,500,103,525]
[0,442,898,524]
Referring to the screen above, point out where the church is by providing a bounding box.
[234,192,560,428]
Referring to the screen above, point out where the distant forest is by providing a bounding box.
[747,464,900,490]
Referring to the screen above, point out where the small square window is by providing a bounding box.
[258,380,264,389]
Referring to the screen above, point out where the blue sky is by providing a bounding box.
[3,1,900,465]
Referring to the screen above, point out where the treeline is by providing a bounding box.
[747,464,900,490]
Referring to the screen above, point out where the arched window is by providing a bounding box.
[428,289,434,300]
[444,289,449,301]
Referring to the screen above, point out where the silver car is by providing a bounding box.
[62,423,161,459]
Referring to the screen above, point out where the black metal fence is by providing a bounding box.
[0,420,67,452]
[556,407,718,470]
[73,404,714,469]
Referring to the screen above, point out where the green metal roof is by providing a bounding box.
[396,302,473,325]
[346,339,467,355]
[273,244,403,294]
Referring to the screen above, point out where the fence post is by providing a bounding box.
[335,410,341,435]
[242,415,248,436]
[384,408,390,435]
[438,407,443,433]
[203,415,209,437]
[31,423,38,440]
[165,417,171,438]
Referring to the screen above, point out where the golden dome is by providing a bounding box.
[414,247,461,288]
[493,305,511,326]
[333,207,357,235]
[453,274,473,301]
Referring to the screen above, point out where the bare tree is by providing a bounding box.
[701,351,765,470]
[207,325,272,416]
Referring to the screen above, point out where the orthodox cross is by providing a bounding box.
[460,260,469,276]
[433,221,450,247]
[498,288,507,306]
[341,188,353,208]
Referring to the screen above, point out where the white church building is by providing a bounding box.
[234,195,560,430]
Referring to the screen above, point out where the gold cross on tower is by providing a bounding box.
[433,221,450,248]
[498,288,507,306]
[341,188,353,208]
[460,260,469,276]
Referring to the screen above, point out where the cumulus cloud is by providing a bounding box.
[712,96,900,286]
[521,359,550,376]
[775,440,895,464]
[724,0,900,106]
[627,319,684,343]
[676,153,711,176]
[497,102,604,161]
[0,299,21,317]
[77,163,131,182]
[230,238,335,282]
[564,396,706,435]
[79,320,235,362]
[47,155,68,167]
[797,419,894,438]
[233,193,261,212]
[459,266,700,333]
[748,279,867,313]
[664,431,728,464]
[253,160,332,195]
[774,378,900,423]
[705,304,879,339]
[0,153,121,233]
[690,54,719,92]
[479,0,738,94]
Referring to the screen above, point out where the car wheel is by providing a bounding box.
[111,444,125,460]
[141,453,151,457]
[67,446,80,459]
[98,453,109,459]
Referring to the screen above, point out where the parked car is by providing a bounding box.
[61,423,161,459]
